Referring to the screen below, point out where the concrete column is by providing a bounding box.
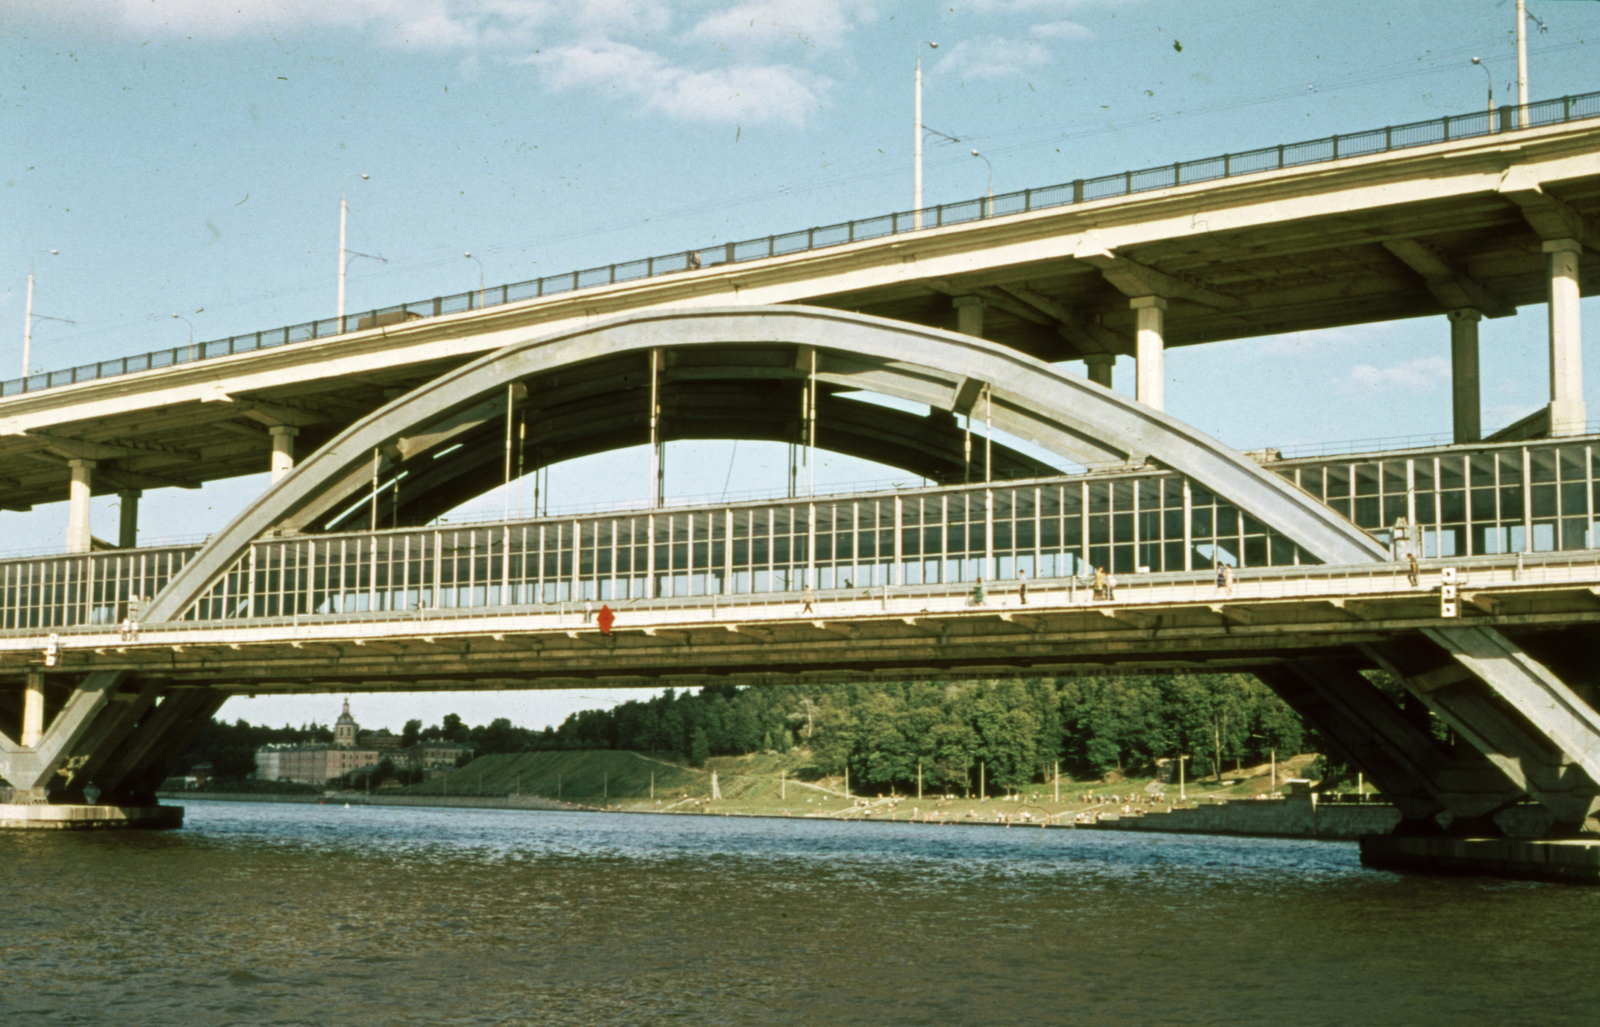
[21,670,44,747]
[1083,353,1115,388]
[1544,239,1586,436]
[66,459,96,554]
[269,426,300,483]
[1448,309,1482,444]
[953,295,985,337]
[1130,295,1168,411]
[117,489,141,550]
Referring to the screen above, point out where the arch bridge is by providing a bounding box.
[2,306,1599,875]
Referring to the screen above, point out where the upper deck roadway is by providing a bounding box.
[1,94,1597,514]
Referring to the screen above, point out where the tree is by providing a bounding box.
[689,726,711,767]
[400,719,422,748]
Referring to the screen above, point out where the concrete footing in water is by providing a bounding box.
[1360,834,1600,884]
[0,803,185,830]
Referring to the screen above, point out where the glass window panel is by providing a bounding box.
[1439,456,1465,490]
[1355,464,1381,496]
[1190,507,1213,538]
[1243,536,1268,567]
[1560,517,1589,551]
[1382,461,1407,493]
[1499,485,1524,519]
[1324,466,1350,499]
[1216,506,1239,536]
[1112,481,1133,509]
[1415,491,1437,524]
[1470,488,1497,522]
[1300,467,1324,497]
[1111,512,1133,542]
[1138,479,1160,506]
[1558,446,1586,482]
[1413,460,1435,491]
[1469,454,1496,488]
[1531,483,1557,518]
[1354,496,1382,528]
[1162,478,1184,506]
[1530,448,1557,483]
[1088,484,1111,514]
[1383,495,1408,525]
[1498,451,1523,487]
[1560,482,1586,517]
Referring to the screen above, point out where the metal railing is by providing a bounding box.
[4,91,1596,402]
[4,547,1597,648]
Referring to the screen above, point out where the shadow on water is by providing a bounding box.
[2,802,1595,1027]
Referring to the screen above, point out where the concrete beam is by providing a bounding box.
[1074,249,1240,310]
[1544,238,1586,436]
[1382,239,1514,318]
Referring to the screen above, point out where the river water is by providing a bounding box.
[3,801,1595,1026]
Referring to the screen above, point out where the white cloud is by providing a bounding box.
[532,41,827,125]
[687,0,872,52]
[1337,356,1450,394]
[1029,20,1093,40]
[934,36,1051,79]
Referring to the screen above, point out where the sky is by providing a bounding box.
[5,0,1600,732]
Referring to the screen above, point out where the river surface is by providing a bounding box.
[3,801,1596,1026]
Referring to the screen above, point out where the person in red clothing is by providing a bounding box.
[597,603,616,636]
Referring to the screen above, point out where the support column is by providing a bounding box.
[953,295,985,338]
[1130,296,1167,410]
[66,459,95,554]
[269,426,299,484]
[1448,310,1482,444]
[116,490,141,550]
[1545,239,1585,437]
[1083,352,1115,389]
[21,670,44,747]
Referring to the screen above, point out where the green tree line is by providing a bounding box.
[187,674,1313,794]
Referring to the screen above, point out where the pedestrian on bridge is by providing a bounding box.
[1019,570,1028,605]
[1222,564,1235,597]
[1407,551,1420,587]
[1093,566,1106,600]
[597,604,615,637]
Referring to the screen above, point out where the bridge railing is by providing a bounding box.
[5,546,1598,645]
[0,546,200,631]
[4,90,1597,401]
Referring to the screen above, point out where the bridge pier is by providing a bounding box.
[65,458,95,554]
[1544,239,1586,436]
[0,673,222,829]
[1130,296,1166,411]
[1256,660,1525,836]
[1083,352,1115,389]
[117,489,140,549]
[269,425,299,483]
[1447,309,1482,444]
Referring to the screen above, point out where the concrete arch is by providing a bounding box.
[325,373,1060,530]
[144,305,1386,622]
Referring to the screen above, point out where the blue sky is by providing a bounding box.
[5,0,1599,731]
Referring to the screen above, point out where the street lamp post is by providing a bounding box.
[171,314,194,358]
[970,149,994,217]
[913,40,938,229]
[1517,0,1529,128]
[463,251,485,309]
[1471,57,1495,131]
[338,173,371,331]
[21,249,71,379]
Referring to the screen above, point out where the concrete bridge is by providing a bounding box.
[2,96,1600,878]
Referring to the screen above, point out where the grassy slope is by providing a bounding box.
[403,750,1329,819]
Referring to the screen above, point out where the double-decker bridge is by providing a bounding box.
[3,94,1600,877]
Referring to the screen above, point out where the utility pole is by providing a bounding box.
[1517,0,1529,128]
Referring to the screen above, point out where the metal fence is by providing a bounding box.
[5,91,1597,401]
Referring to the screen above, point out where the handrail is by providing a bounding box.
[3,547,1596,642]
[4,90,1596,402]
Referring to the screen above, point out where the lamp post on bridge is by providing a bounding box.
[171,313,194,358]
[463,251,485,309]
[970,149,994,217]
[338,173,371,332]
[21,249,73,379]
[913,40,938,229]
[1470,56,1495,130]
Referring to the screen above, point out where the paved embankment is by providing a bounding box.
[158,792,590,812]
[1086,794,1398,841]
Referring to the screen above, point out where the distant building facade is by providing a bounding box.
[254,699,382,784]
